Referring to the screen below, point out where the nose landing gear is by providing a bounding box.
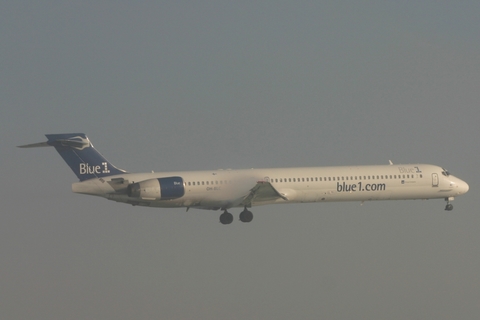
[445,197,454,211]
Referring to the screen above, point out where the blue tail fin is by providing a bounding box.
[18,133,127,181]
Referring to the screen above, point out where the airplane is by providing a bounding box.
[18,133,469,224]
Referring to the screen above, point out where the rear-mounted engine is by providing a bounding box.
[127,176,185,200]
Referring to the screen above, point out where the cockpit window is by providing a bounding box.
[442,168,450,176]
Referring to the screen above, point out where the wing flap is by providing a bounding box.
[241,181,287,207]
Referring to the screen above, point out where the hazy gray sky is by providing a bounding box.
[1,1,479,319]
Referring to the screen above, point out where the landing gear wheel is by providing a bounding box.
[444,197,454,211]
[219,211,234,225]
[239,209,253,223]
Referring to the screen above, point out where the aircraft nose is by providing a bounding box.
[458,179,469,194]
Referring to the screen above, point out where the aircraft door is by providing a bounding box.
[432,173,439,187]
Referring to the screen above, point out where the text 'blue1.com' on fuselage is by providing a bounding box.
[336,182,387,192]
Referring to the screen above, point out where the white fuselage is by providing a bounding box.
[72,164,469,211]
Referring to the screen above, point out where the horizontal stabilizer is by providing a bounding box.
[17,139,88,149]
[17,141,51,148]
[18,134,89,149]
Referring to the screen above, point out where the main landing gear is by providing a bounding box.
[219,210,233,225]
[445,197,454,211]
[219,207,253,225]
[239,208,253,223]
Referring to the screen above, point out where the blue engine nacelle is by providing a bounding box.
[127,177,185,200]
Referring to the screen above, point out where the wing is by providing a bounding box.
[240,181,288,207]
